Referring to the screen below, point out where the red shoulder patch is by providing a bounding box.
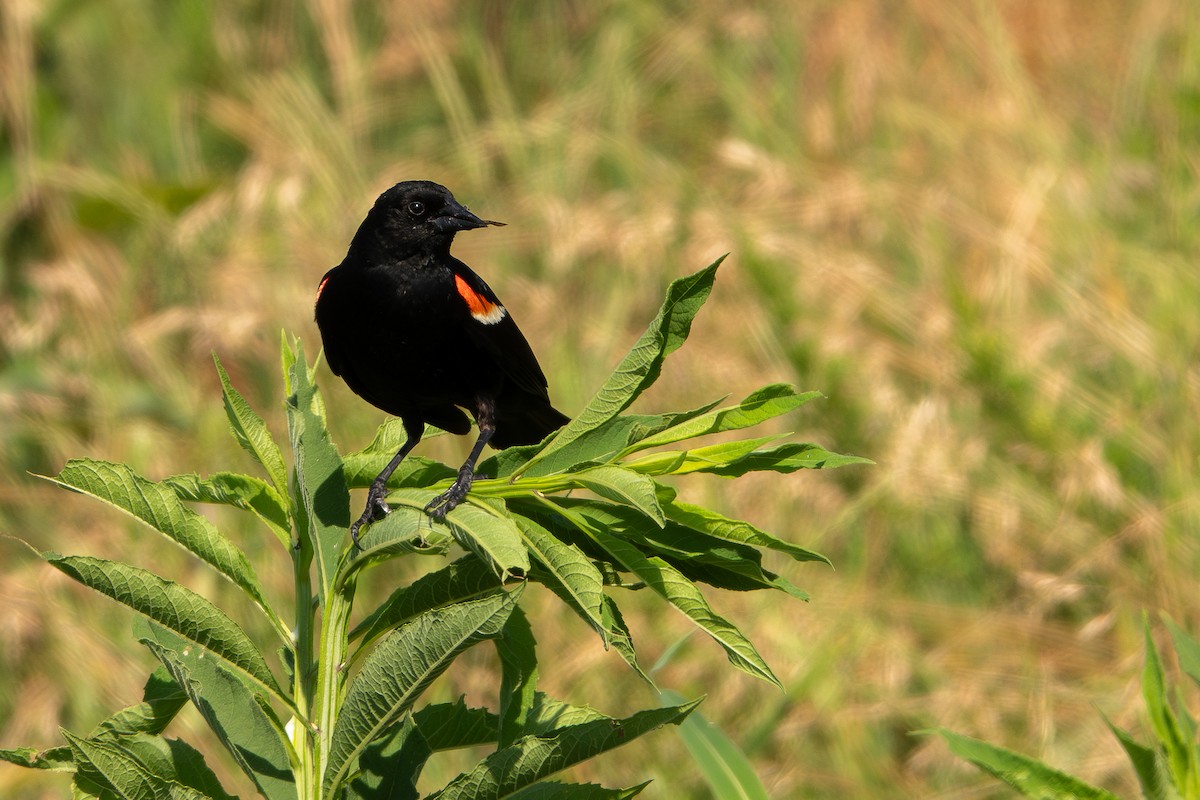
[317,275,330,299]
[454,274,507,324]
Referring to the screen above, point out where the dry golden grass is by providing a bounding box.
[2,1,1198,797]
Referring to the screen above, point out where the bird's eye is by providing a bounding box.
[406,201,426,217]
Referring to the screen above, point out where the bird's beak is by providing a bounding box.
[432,203,506,233]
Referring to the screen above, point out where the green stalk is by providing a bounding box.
[292,511,317,798]
[314,568,357,794]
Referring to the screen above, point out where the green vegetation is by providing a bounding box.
[0,266,861,797]
[2,2,1197,797]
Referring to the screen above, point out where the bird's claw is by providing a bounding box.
[350,485,392,548]
[424,469,474,519]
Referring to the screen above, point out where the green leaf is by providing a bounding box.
[338,504,454,584]
[1142,618,1198,794]
[571,466,664,527]
[659,689,768,800]
[285,338,350,596]
[45,553,286,702]
[933,728,1121,799]
[482,400,724,479]
[512,513,607,639]
[518,258,723,476]
[663,498,829,564]
[697,442,873,476]
[164,471,292,549]
[413,700,503,750]
[91,733,235,800]
[631,523,810,599]
[350,555,505,649]
[1101,714,1173,800]
[591,529,780,687]
[351,702,513,799]
[90,667,188,741]
[324,588,522,795]
[621,437,782,477]
[0,746,75,772]
[620,385,821,454]
[63,730,211,800]
[497,607,539,747]
[427,700,701,800]
[1163,615,1200,689]
[343,419,455,489]
[45,460,283,636]
[137,620,296,800]
[509,781,651,799]
[442,497,531,582]
[214,353,289,497]
[344,454,458,492]
[524,693,610,733]
[347,713,427,800]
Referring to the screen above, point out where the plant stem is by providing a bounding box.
[314,570,357,794]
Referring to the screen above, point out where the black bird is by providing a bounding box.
[315,181,568,543]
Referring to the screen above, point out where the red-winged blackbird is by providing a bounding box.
[315,180,568,543]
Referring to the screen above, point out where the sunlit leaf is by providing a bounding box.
[324,589,522,795]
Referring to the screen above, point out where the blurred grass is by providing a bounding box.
[2,1,1198,797]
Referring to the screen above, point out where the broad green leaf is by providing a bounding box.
[427,700,701,800]
[137,620,296,800]
[599,596,654,685]
[347,713,427,800]
[512,514,606,639]
[524,693,610,733]
[622,437,783,477]
[343,454,457,492]
[1163,615,1200,689]
[620,385,821,455]
[518,258,723,476]
[286,339,350,596]
[350,555,505,649]
[663,499,829,564]
[63,731,210,800]
[324,588,522,795]
[352,702,513,800]
[582,527,780,687]
[693,442,873,477]
[85,732,235,800]
[444,498,531,582]
[1143,619,1198,794]
[630,524,810,599]
[45,553,285,702]
[496,607,539,747]
[1101,714,1172,800]
[343,419,454,489]
[214,353,289,496]
[413,700,502,750]
[164,471,291,549]
[660,689,768,800]
[482,400,724,479]
[509,782,650,799]
[571,466,664,527]
[933,728,1121,799]
[0,746,75,772]
[46,460,282,635]
[339,505,454,584]
[90,667,188,741]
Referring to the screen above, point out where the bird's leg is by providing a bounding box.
[351,419,423,547]
[425,402,495,519]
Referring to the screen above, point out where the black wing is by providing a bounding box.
[449,259,553,401]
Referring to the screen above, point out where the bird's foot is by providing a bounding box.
[350,483,392,548]
[424,467,475,520]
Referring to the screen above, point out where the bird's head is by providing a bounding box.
[351,180,504,258]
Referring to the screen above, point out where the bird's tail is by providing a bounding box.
[492,402,569,449]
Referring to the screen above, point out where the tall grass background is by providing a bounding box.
[1,1,1197,797]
